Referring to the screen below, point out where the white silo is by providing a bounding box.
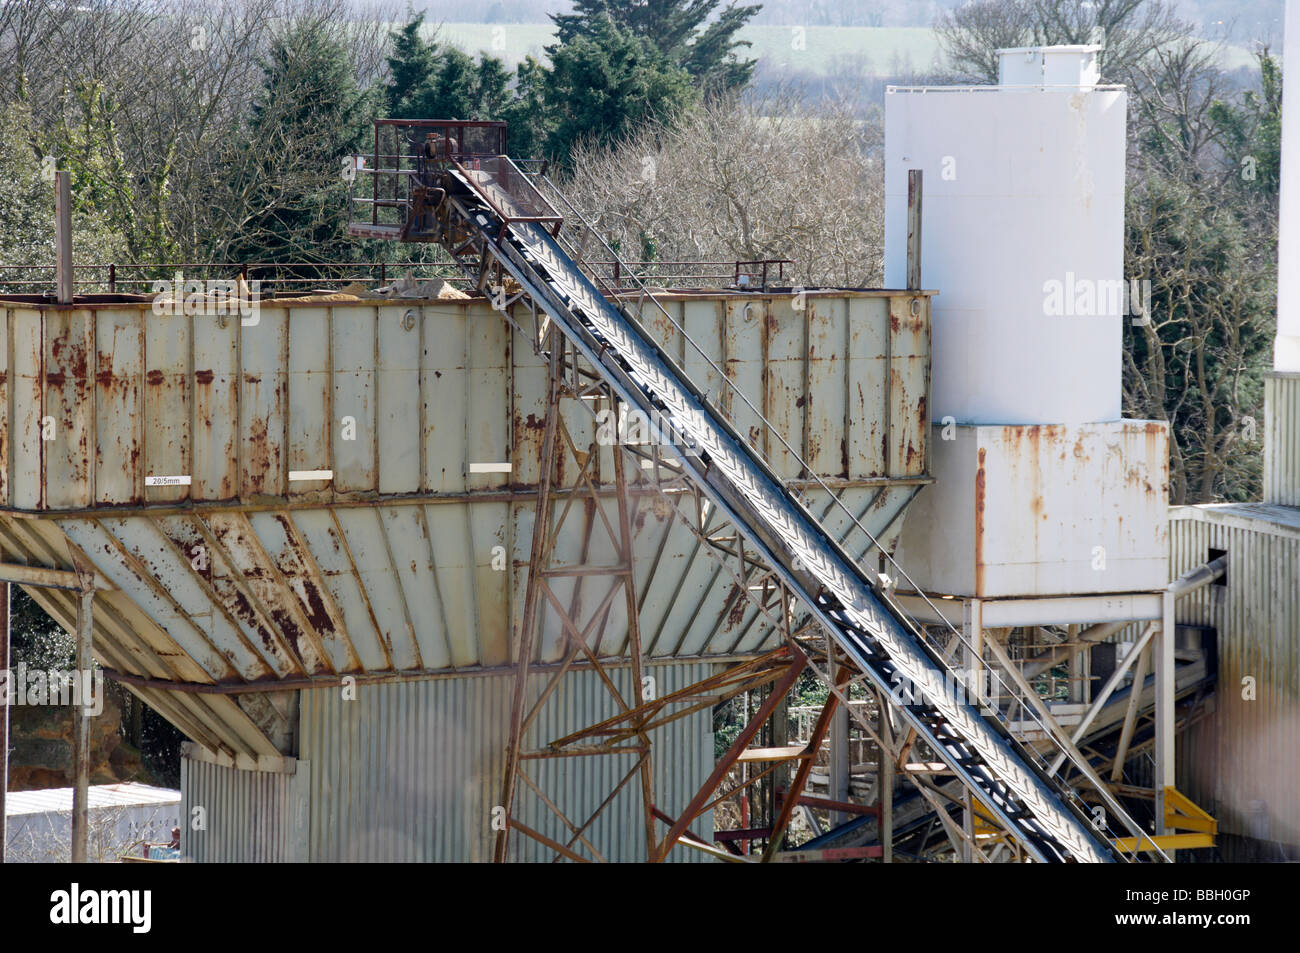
[890,48,1169,600]
[883,47,1127,427]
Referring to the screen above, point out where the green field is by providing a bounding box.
[430,21,1258,77]
[433,23,944,75]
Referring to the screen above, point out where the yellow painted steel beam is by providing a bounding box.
[1112,833,1214,853]
[1163,786,1218,834]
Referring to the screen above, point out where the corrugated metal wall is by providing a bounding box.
[1265,374,1300,506]
[297,662,713,862]
[1169,506,1300,848]
[180,751,309,862]
[183,662,717,862]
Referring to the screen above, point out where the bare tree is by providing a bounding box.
[1,0,400,264]
[936,0,1185,83]
[935,0,1033,83]
[556,88,886,288]
[1122,38,1276,503]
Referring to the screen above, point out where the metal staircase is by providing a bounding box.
[348,121,1164,862]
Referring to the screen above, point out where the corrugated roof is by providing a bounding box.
[5,782,180,817]
[1171,502,1300,537]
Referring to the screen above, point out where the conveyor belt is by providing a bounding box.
[442,172,1127,862]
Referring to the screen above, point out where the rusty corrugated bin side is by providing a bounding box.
[0,290,931,759]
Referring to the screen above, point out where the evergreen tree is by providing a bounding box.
[475,56,513,120]
[231,22,374,266]
[542,17,698,164]
[432,47,478,119]
[550,0,759,92]
[386,12,441,117]
[1208,50,1283,199]
[503,56,553,159]
[386,13,513,121]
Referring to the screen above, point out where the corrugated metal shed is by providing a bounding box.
[5,782,178,815]
[5,782,180,863]
[1169,502,1300,848]
[181,662,714,862]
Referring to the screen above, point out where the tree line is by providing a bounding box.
[0,0,758,270]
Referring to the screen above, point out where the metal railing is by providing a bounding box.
[0,261,470,295]
[0,259,795,297]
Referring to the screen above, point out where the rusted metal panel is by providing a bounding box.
[241,307,287,500]
[899,421,1169,597]
[0,290,930,705]
[43,310,93,509]
[95,309,143,505]
[143,311,191,506]
[151,513,297,681]
[888,295,930,477]
[376,504,442,668]
[415,502,476,667]
[290,507,389,672]
[765,294,807,479]
[331,306,376,496]
[246,510,358,674]
[0,309,8,507]
[378,308,422,495]
[1169,504,1300,847]
[65,517,268,682]
[723,298,767,456]
[332,507,418,670]
[634,499,712,657]
[510,328,549,489]
[847,296,890,478]
[201,510,327,676]
[805,296,849,478]
[10,308,42,510]
[421,303,468,495]
[680,299,727,408]
[192,306,240,501]
[0,290,929,512]
[286,307,332,502]
[469,501,512,666]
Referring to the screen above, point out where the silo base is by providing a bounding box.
[896,420,1169,598]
